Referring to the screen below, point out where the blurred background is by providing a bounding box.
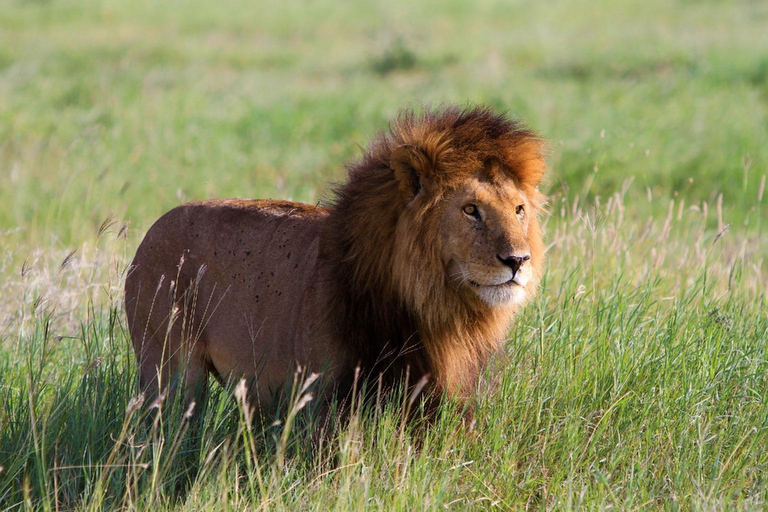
[1,0,766,248]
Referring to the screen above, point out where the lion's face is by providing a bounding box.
[440,176,535,307]
[387,122,545,314]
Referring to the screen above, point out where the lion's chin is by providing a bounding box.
[470,281,528,307]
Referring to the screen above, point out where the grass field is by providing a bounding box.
[1,0,768,509]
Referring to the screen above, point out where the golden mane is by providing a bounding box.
[321,106,547,397]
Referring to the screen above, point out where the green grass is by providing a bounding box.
[1,0,767,509]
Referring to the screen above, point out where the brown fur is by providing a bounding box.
[125,105,547,418]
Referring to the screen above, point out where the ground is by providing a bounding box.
[1,0,767,509]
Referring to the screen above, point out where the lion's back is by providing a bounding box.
[126,198,328,297]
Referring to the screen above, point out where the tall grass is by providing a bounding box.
[1,186,766,510]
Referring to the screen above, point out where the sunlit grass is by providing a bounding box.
[1,186,766,510]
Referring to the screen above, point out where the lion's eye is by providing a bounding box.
[515,204,525,216]
[462,204,480,219]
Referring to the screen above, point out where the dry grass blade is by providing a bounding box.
[21,260,31,278]
[33,294,46,314]
[407,374,430,409]
[60,250,77,271]
[713,224,729,245]
[116,221,130,240]
[97,213,116,239]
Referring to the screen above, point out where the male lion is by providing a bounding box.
[125,106,546,420]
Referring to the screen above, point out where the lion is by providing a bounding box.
[124,105,547,421]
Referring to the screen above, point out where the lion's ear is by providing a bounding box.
[512,139,547,189]
[390,144,431,198]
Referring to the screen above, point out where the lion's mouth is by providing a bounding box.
[465,272,529,306]
[469,277,519,288]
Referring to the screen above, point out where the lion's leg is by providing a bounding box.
[133,332,209,412]
[127,287,209,412]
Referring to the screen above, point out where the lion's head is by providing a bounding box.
[325,106,546,391]
[384,107,546,314]
[392,147,542,309]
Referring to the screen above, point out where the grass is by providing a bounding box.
[1,0,767,509]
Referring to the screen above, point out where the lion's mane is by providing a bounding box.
[321,106,547,397]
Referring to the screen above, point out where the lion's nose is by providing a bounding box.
[497,254,531,274]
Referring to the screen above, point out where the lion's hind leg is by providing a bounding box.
[126,276,210,415]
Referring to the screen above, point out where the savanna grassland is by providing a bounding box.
[1,0,768,509]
